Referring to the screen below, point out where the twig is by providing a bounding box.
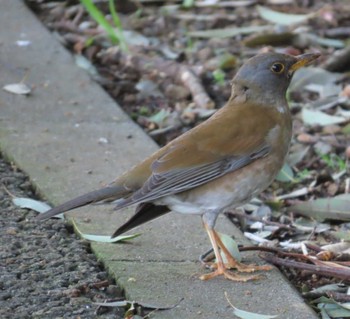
[261,253,350,280]
[2,184,16,198]
[326,291,350,302]
[225,210,293,231]
[303,286,348,299]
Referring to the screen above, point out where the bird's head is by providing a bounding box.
[231,52,320,104]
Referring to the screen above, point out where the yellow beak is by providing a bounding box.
[290,52,321,72]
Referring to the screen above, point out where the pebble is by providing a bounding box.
[297,133,319,144]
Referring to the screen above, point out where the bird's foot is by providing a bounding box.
[200,265,261,281]
[206,260,271,273]
[233,262,272,273]
[212,231,272,273]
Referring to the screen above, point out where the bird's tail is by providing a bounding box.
[111,202,169,238]
[36,185,127,221]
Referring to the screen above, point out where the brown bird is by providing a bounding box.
[37,52,320,281]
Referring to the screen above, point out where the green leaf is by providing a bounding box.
[288,146,310,166]
[332,231,350,241]
[316,298,350,318]
[318,305,332,319]
[311,284,347,294]
[188,25,271,39]
[3,83,31,95]
[108,0,128,51]
[257,5,313,26]
[302,109,347,126]
[80,0,117,43]
[217,232,241,263]
[225,292,278,319]
[233,307,278,319]
[182,0,195,8]
[147,109,170,125]
[287,194,350,222]
[13,197,64,219]
[307,34,345,48]
[72,219,141,243]
[13,197,51,213]
[342,123,350,135]
[275,163,295,182]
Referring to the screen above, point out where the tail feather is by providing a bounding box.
[112,202,169,238]
[37,185,127,221]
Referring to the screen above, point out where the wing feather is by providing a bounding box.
[115,144,270,209]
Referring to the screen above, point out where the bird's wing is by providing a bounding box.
[115,102,279,208]
[131,145,270,203]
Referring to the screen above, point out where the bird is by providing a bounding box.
[37,51,320,281]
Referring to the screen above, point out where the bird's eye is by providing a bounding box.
[270,62,285,74]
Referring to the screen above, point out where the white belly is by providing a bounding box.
[155,155,278,215]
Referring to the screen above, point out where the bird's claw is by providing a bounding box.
[200,268,261,281]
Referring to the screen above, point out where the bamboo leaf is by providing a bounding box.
[287,194,350,222]
[257,5,313,25]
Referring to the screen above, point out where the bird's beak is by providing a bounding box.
[289,52,321,72]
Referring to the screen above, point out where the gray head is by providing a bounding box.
[232,52,320,103]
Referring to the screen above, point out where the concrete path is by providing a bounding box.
[0,1,318,318]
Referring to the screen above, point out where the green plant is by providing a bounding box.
[320,153,347,171]
[186,36,194,52]
[80,0,128,52]
[182,0,195,8]
[138,106,150,116]
[212,69,226,86]
[295,168,312,181]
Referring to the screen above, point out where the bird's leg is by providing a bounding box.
[213,230,272,273]
[199,221,260,281]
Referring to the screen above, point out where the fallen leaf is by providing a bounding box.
[321,242,350,254]
[225,292,278,319]
[315,297,350,318]
[136,79,163,98]
[244,32,296,47]
[94,299,181,310]
[287,194,350,222]
[74,54,98,76]
[147,109,171,126]
[275,163,295,182]
[257,5,313,25]
[289,67,343,96]
[233,307,279,319]
[12,197,63,217]
[307,34,345,49]
[302,109,347,126]
[310,284,347,294]
[277,187,309,200]
[217,232,241,262]
[188,25,271,38]
[72,219,141,243]
[123,30,151,46]
[3,83,31,95]
[292,217,331,233]
[288,146,310,166]
[307,96,347,111]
